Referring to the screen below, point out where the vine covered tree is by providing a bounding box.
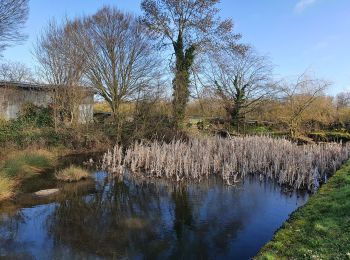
[0,0,29,55]
[209,49,274,131]
[141,0,246,127]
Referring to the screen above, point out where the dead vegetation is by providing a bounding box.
[102,136,350,191]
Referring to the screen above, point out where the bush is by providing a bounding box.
[19,103,54,128]
[56,165,90,182]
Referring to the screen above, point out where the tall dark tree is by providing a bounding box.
[141,0,245,127]
[0,0,29,55]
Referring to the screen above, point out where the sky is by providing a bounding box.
[2,0,350,95]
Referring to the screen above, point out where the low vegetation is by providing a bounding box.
[256,159,350,259]
[0,176,16,201]
[0,150,56,202]
[102,136,350,191]
[0,104,111,152]
[1,150,56,179]
[56,165,90,182]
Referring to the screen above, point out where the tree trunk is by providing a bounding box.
[230,78,246,133]
[111,101,122,141]
[230,99,244,132]
[172,32,195,128]
[289,119,298,138]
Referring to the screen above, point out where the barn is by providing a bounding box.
[0,81,94,123]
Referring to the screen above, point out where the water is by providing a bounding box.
[0,169,308,259]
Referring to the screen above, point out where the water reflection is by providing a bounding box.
[0,172,308,259]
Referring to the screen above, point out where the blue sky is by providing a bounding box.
[2,0,350,95]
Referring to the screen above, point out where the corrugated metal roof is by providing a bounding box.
[0,80,53,90]
[0,80,96,93]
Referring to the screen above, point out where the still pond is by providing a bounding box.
[0,156,308,259]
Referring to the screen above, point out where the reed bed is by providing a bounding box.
[101,136,350,191]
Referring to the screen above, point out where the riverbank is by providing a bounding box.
[0,149,96,202]
[0,150,57,202]
[256,160,350,259]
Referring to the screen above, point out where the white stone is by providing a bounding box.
[34,188,59,196]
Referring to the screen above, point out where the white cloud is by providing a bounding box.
[294,0,317,13]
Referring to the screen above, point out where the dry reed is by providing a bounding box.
[101,136,350,191]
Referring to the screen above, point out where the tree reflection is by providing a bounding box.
[0,209,26,256]
[48,176,248,259]
[172,185,193,239]
[49,176,172,258]
[0,173,306,259]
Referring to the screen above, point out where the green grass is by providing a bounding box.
[0,150,57,202]
[256,160,350,260]
[1,150,56,179]
[56,165,90,182]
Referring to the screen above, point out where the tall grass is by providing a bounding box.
[0,175,16,201]
[0,150,56,202]
[56,165,90,182]
[1,150,56,179]
[102,136,350,191]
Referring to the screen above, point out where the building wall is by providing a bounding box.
[0,87,94,122]
[79,95,94,123]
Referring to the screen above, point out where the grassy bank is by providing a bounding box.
[256,160,350,259]
[0,150,57,202]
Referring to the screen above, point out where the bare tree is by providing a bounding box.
[0,60,34,82]
[141,0,246,127]
[34,19,88,127]
[208,48,274,131]
[279,73,330,138]
[34,19,85,86]
[336,91,350,109]
[0,0,29,55]
[69,7,162,135]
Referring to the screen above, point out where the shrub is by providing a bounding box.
[19,103,54,128]
[56,165,90,182]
